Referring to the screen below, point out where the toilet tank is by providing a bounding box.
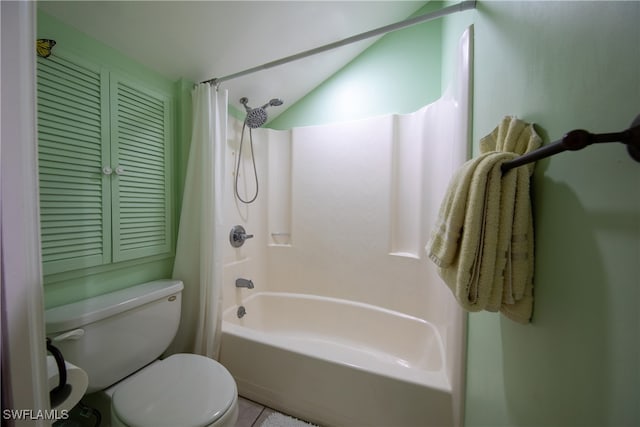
[45,279,184,393]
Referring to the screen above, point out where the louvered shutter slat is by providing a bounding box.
[111,75,172,262]
[37,53,111,275]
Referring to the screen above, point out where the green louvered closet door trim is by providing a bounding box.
[37,51,111,276]
[110,73,173,262]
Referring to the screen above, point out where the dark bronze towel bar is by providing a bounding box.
[501,114,640,173]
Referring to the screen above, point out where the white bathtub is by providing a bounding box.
[220,292,454,427]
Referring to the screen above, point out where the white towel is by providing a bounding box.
[426,116,541,323]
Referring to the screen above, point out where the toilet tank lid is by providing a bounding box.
[46,279,184,333]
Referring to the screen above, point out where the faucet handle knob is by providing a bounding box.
[230,225,253,248]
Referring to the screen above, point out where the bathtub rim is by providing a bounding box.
[224,290,440,326]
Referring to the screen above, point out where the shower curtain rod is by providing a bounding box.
[201,0,476,86]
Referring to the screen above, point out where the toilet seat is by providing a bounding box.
[112,353,237,427]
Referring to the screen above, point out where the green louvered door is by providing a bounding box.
[110,74,172,262]
[37,54,173,276]
[37,52,111,275]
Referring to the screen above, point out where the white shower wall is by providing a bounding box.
[225,101,469,311]
[265,109,452,318]
[224,107,460,311]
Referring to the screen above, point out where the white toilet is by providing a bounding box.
[45,279,238,427]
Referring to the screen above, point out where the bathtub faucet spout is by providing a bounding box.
[236,278,254,289]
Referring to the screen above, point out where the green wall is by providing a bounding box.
[268,1,640,426]
[445,2,639,426]
[269,2,443,129]
[37,10,185,308]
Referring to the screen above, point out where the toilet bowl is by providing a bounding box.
[110,354,238,427]
[45,280,238,427]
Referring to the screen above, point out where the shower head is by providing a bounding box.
[240,97,284,129]
[245,107,269,129]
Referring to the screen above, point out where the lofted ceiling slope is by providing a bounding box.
[38,1,428,120]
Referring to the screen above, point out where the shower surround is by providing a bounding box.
[220,27,472,427]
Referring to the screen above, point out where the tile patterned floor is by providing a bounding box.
[235,396,310,427]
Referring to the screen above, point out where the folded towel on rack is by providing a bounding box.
[426,116,541,323]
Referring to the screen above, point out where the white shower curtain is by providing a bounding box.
[171,83,227,359]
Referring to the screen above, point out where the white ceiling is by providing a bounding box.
[38,1,428,121]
